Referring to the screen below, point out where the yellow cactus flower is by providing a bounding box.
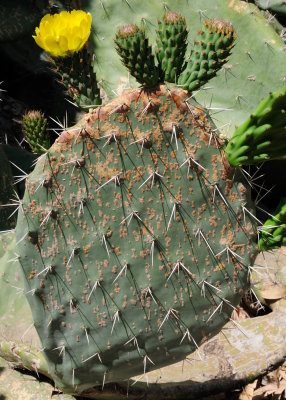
[33,10,92,58]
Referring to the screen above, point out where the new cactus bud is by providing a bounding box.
[115,24,160,88]
[177,19,236,92]
[22,110,50,154]
[225,84,286,166]
[156,11,188,83]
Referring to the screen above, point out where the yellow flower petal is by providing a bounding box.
[68,30,82,51]
[44,36,62,57]
[32,10,92,57]
[32,35,44,50]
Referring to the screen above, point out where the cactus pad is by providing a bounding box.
[16,86,258,393]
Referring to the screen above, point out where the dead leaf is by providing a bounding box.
[260,286,286,300]
[239,380,258,400]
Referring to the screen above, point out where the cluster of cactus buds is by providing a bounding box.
[115,12,235,91]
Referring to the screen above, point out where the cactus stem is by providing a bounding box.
[222,297,237,311]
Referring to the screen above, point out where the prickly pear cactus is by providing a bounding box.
[15,85,258,393]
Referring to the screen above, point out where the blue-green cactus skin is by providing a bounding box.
[15,86,258,393]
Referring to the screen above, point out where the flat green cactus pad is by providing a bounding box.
[15,86,258,393]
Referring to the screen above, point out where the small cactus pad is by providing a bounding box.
[177,19,236,92]
[115,24,159,88]
[156,11,188,83]
[16,86,258,393]
[52,48,101,108]
[22,110,50,154]
[225,84,286,166]
[259,198,286,250]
